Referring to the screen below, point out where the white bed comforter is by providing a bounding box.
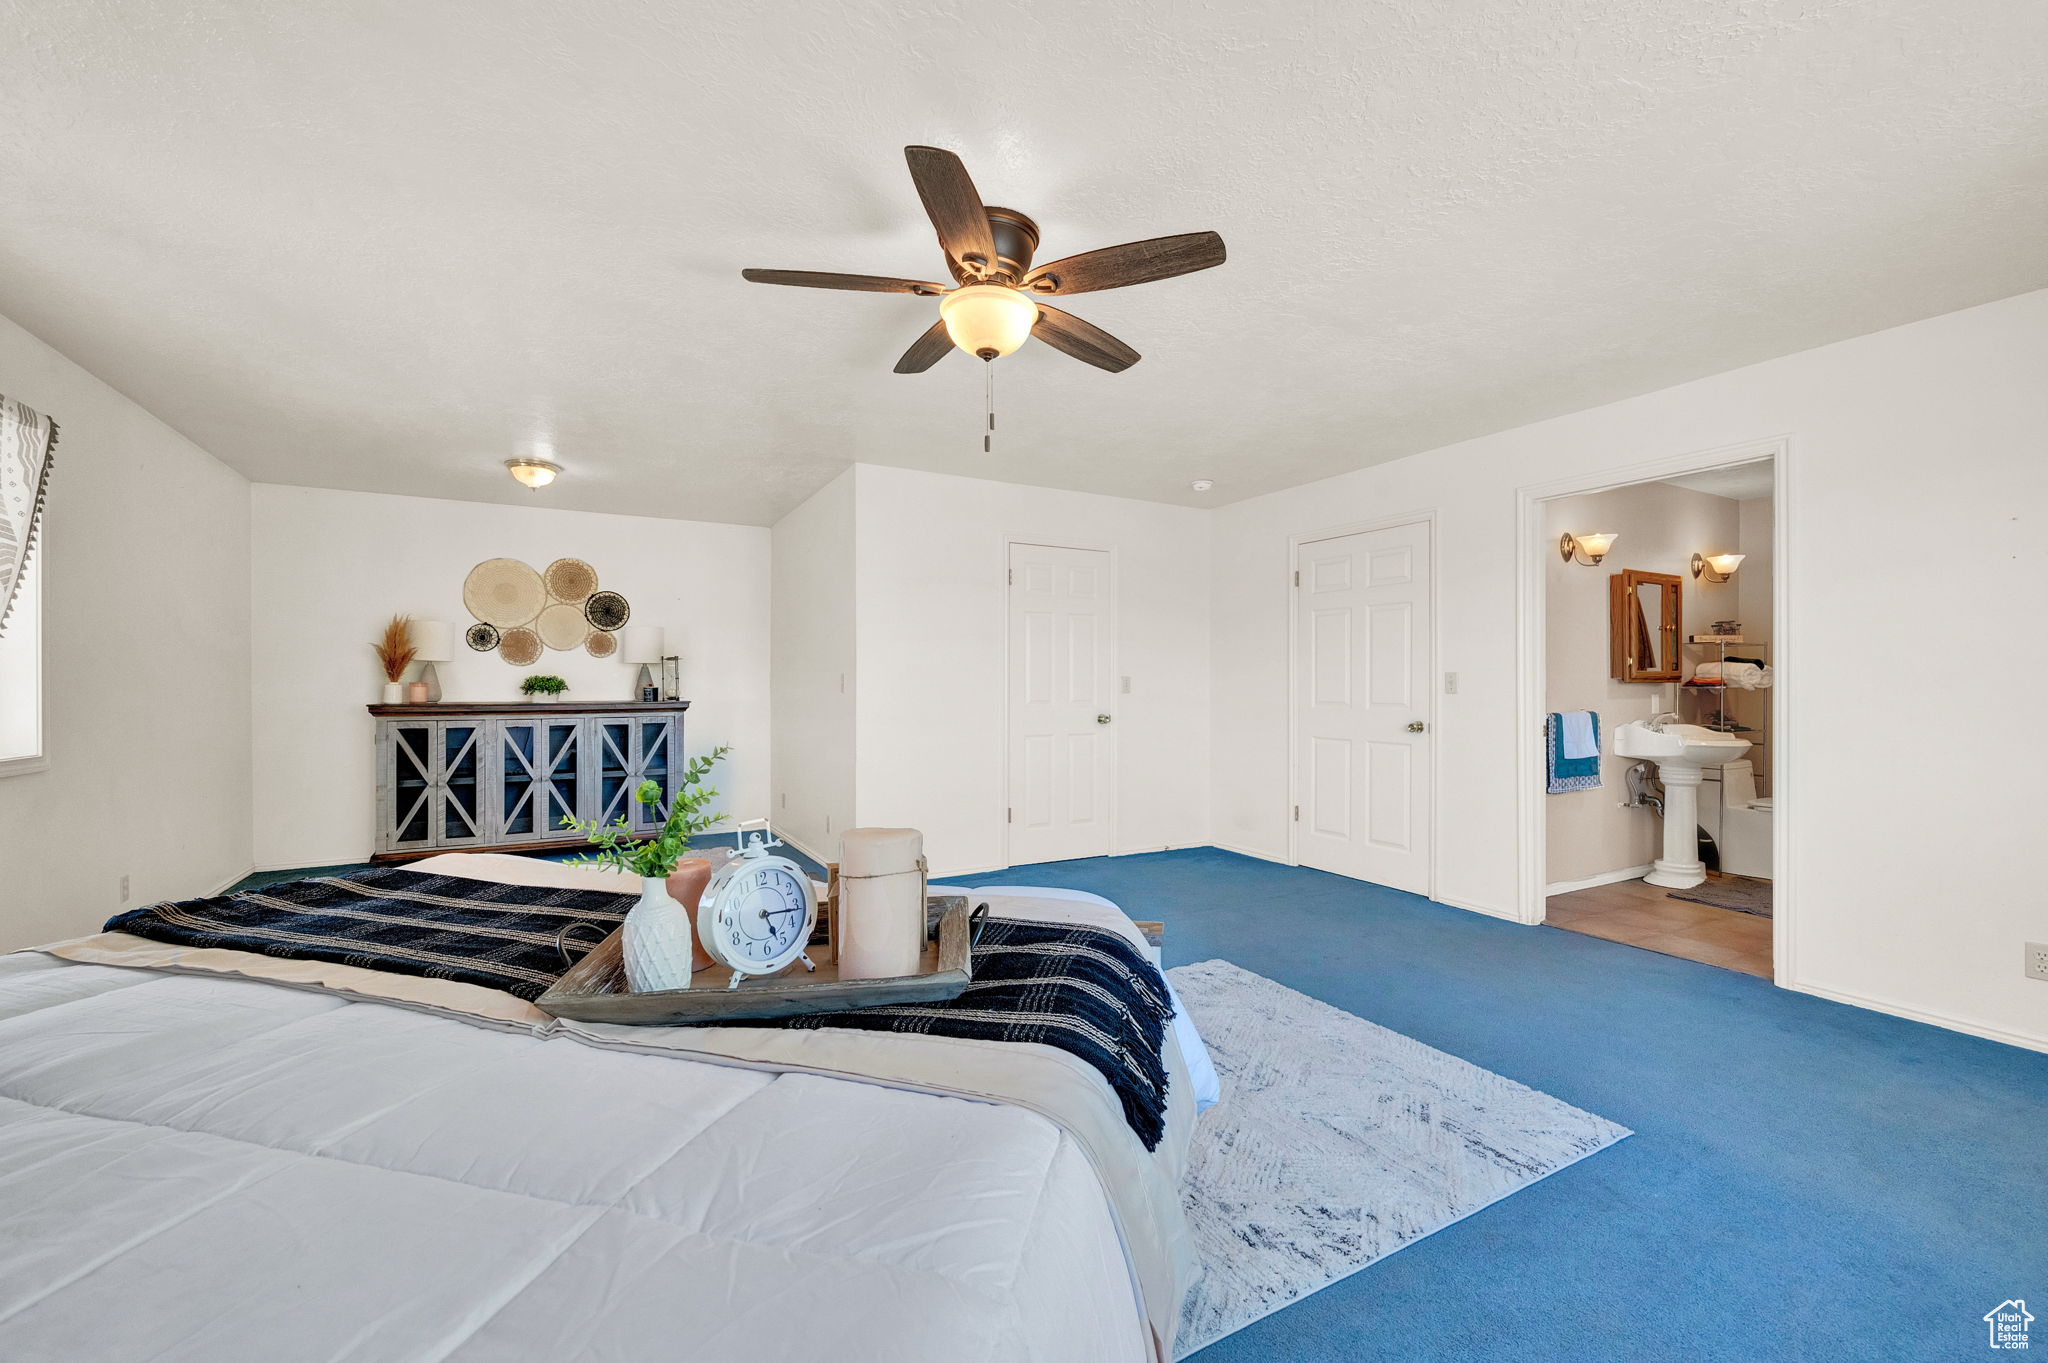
[0,867,1188,1363]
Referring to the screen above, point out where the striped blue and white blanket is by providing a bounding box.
[105,869,1175,1148]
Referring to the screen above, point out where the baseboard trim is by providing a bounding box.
[208,865,257,895]
[772,827,832,867]
[1544,864,1653,896]
[255,855,370,875]
[1112,841,1207,858]
[1210,840,1290,865]
[1433,894,1528,923]
[1787,978,2048,1055]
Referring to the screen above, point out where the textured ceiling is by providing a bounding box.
[2,1,2043,525]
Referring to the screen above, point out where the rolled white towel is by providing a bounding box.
[1694,660,1773,690]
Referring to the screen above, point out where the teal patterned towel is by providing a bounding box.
[1547,712,1601,793]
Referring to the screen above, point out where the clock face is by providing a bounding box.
[701,859,813,975]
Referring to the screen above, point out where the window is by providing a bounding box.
[0,552,44,775]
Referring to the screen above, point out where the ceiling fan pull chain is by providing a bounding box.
[984,358,995,454]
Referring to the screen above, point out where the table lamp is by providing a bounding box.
[620,626,665,702]
[412,620,454,703]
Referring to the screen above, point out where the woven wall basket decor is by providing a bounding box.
[497,626,543,667]
[536,601,589,652]
[463,558,547,628]
[584,590,630,631]
[465,622,501,652]
[544,558,598,604]
[585,630,618,658]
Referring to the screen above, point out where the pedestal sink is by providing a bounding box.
[1613,721,1752,889]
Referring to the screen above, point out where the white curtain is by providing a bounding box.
[0,395,57,639]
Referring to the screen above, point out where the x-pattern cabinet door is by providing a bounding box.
[494,718,585,843]
[590,715,679,833]
[381,719,488,851]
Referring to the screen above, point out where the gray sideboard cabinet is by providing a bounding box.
[368,701,691,861]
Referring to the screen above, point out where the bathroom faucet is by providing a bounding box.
[1646,711,1681,732]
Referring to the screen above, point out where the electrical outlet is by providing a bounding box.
[1121,676,1132,695]
[119,874,130,902]
[1444,672,1459,695]
[780,792,787,809]
[2027,942,2048,983]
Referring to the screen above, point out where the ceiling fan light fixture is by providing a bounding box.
[505,458,560,490]
[939,283,1037,359]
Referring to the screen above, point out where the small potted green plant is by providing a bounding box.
[519,674,568,703]
[560,745,731,992]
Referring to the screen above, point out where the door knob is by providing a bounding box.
[1407,720,1427,733]
[1096,714,1113,725]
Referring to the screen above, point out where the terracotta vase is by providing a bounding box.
[665,856,718,971]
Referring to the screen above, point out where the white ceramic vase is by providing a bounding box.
[381,681,405,703]
[621,875,697,993]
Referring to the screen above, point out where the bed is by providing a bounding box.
[0,854,1206,1363]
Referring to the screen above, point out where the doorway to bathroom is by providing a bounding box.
[1522,445,1785,980]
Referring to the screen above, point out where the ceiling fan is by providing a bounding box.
[742,146,1226,375]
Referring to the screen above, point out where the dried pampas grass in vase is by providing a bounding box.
[373,615,417,704]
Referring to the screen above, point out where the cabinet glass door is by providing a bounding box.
[437,722,485,847]
[631,719,675,832]
[594,719,634,827]
[389,724,437,851]
[542,721,582,835]
[497,721,544,842]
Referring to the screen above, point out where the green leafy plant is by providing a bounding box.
[561,744,732,879]
[519,674,569,696]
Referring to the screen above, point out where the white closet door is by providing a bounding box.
[1294,522,1432,893]
[1008,543,1113,865]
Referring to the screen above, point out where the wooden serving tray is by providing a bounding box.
[536,896,975,1025]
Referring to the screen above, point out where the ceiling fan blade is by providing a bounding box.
[893,319,955,374]
[904,146,997,276]
[1032,305,1140,373]
[1023,231,1226,296]
[742,268,947,295]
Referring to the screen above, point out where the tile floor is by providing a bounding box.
[1544,875,1772,976]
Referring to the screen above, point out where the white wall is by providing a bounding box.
[770,469,856,862]
[1543,482,1741,886]
[251,485,770,869]
[0,311,252,951]
[847,464,1211,876]
[1213,287,2048,1050]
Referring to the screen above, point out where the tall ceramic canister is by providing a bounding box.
[836,827,926,980]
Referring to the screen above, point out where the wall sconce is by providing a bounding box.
[1559,532,1618,566]
[1691,552,1745,583]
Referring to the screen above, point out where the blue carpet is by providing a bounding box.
[942,848,2048,1363]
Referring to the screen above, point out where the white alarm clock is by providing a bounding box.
[698,820,818,991]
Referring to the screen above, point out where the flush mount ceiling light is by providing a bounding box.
[1560,532,1618,566]
[1190,479,1215,492]
[505,458,559,490]
[1691,551,1745,582]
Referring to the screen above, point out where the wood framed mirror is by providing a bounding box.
[1609,569,1682,682]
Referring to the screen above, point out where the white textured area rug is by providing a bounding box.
[1168,960,1630,1358]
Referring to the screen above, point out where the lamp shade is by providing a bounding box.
[1576,533,1618,559]
[939,284,1037,358]
[1706,553,1745,575]
[411,619,454,662]
[619,625,665,665]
